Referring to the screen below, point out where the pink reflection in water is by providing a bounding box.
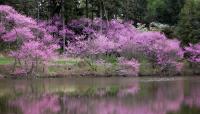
[118,82,139,97]
[8,80,200,114]
[11,94,60,114]
[185,82,200,107]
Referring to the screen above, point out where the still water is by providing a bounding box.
[0,77,200,114]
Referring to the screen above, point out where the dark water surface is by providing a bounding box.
[0,77,200,114]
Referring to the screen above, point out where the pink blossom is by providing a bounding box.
[185,43,200,63]
[118,57,140,76]
[46,25,58,33]
[2,27,34,42]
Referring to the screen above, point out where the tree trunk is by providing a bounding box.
[86,0,89,18]
[91,2,94,20]
[62,0,66,53]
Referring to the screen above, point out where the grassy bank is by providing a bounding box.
[0,55,200,77]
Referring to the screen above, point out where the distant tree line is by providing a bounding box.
[0,0,184,24]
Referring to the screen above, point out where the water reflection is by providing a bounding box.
[0,77,200,114]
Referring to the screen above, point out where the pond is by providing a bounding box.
[0,77,200,114]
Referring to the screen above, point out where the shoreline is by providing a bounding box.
[1,73,200,79]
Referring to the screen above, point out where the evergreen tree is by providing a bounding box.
[146,0,185,25]
[176,0,200,44]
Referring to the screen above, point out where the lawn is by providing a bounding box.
[53,58,80,65]
[0,56,14,65]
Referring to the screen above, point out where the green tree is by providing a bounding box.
[122,0,147,21]
[176,0,200,44]
[146,0,185,25]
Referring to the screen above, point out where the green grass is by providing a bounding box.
[48,59,81,74]
[48,66,61,73]
[103,55,118,64]
[0,57,14,65]
[48,66,68,74]
[54,59,80,65]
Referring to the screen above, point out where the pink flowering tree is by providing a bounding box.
[66,18,184,75]
[102,20,183,74]
[184,43,200,74]
[185,43,200,63]
[38,16,75,53]
[120,31,184,74]
[0,5,58,75]
[0,5,186,76]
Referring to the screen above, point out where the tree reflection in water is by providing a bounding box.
[1,78,200,114]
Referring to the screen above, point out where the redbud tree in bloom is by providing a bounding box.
[123,31,184,73]
[0,5,58,75]
[67,18,184,75]
[38,16,75,52]
[0,5,185,76]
